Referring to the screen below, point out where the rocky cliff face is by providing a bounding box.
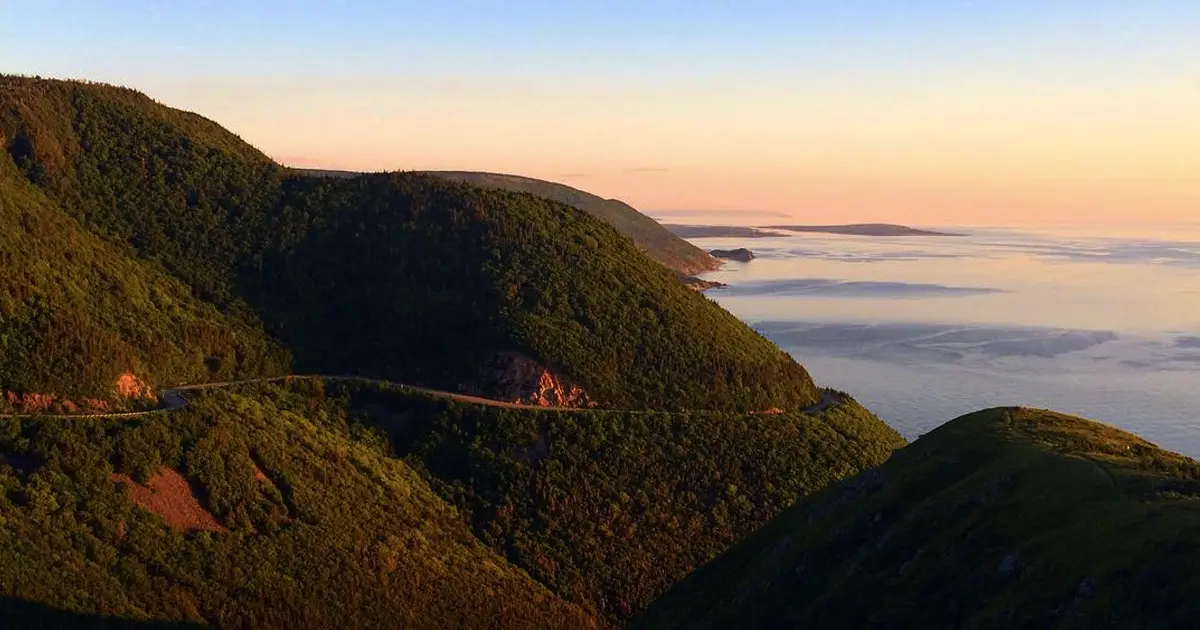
[678,274,727,292]
[115,372,154,399]
[480,352,594,408]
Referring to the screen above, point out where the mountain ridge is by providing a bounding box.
[297,167,720,275]
[1,74,819,413]
[427,171,721,275]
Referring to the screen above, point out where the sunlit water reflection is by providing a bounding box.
[688,224,1200,457]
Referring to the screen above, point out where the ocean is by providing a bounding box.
[681,222,1200,458]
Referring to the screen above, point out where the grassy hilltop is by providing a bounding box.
[638,407,1200,630]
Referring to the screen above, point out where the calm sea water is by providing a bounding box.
[683,223,1200,458]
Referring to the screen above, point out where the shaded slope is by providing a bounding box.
[0,598,204,630]
[272,379,904,625]
[637,407,1200,630]
[1,75,820,411]
[256,172,820,410]
[0,149,287,410]
[0,387,595,629]
[427,171,719,275]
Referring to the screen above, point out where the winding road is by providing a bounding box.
[1,375,842,419]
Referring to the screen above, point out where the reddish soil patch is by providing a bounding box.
[112,467,227,533]
[4,390,60,414]
[83,398,111,412]
[2,391,117,414]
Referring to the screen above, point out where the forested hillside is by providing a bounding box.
[637,407,1200,629]
[427,171,718,275]
[0,387,595,629]
[0,139,287,412]
[257,378,903,624]
[301,169,718,276]
[4,74,1199,630]
[0,75,817,411]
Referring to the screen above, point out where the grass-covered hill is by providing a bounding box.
[193,379,904,626]
[0,386,596,629]
[427,171,719,275]
[637,407,1200,630]
[0,75,817,411]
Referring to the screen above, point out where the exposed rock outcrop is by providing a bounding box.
[115,371,154,400]
[710,248,755,262]
[1,371,154,415]
[479,352,594,408]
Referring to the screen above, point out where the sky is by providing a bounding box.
[5,1,1199,226]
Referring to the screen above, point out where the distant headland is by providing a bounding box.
[664,225,790,238]
[763,223,964,237]
[667,223,963,238]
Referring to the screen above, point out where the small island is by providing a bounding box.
[763,223,963,236]
[710,248,755,262]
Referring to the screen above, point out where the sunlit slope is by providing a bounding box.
[0,388,595,629]
[429,171,719,275]
[0,148,287,409]
[637,407,1200,629]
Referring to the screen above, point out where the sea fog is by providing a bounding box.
[671,220,1200,458]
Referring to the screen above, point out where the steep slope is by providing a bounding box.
[427,171,719,275]
[0,76,283,306]
[637,407,1200,630]
[0,75,819,411]
[0,387,595,629]
[270,378,903,625]
[257,172,818,410]
[0,145,287,412]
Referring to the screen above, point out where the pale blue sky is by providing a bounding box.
[9,1,1199,81]
[4,1,1199,224]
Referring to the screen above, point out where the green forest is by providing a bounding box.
[0,75,817,412]
[0,387,594,629]
[300,169,719,277]
[424,171,719,276]
[258,378,901,623]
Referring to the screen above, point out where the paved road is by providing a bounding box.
[1,375,843,419]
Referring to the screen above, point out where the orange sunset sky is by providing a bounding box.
[11,1,1200,226]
